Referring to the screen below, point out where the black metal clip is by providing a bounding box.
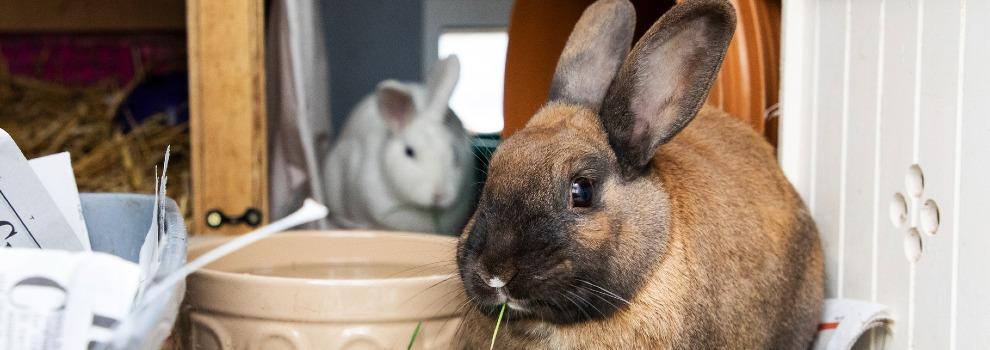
[205,208,263,228]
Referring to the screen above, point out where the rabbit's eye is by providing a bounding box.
[570,177,593,208]
[405,146,416,158]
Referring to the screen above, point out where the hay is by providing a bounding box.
[0,74,192,222]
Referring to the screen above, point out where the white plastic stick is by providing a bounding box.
[110,199,327,348]
[143,198,328,303]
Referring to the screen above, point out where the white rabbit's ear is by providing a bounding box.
[376,80,417,132]
[425,55,460,120]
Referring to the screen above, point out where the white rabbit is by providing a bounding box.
[322,56,476,234]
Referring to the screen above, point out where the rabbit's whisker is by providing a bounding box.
[565,289,604,318]
[571,283,621,312]
[559,291,592,321]
[577,278,631,306]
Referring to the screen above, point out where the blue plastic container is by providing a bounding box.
[81,193,187,350]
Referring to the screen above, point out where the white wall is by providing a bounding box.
[780,0,990,348]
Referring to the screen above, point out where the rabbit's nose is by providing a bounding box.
[485,277,506,288]
[476,267,516,290]
[432,190,449,205]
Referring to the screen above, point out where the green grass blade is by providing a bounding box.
[490,303,507,350]
[407,321,423,350]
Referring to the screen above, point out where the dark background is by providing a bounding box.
[321,0,424,134]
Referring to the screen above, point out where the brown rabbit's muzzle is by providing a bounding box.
[457,203,588,323]
[457,217,627,324]
[456,107,668,325]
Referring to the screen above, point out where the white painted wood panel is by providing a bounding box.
[779,0,817,205]
[873,1,919,349]
[840,0,882,302]
[954,0,990,347]
[782,0,989,348]
[913,0,962,348]
[812,0,848,299]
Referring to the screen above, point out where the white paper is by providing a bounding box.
[0,249,139,350]
[0,129,83,251]
[812,298,893,350]
[29,152,91,251]
[135,147,169,303]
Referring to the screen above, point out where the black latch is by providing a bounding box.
[205,208,263,228]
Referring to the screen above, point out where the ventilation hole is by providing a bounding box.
[905,164,925,198]
[920,199,940,235]
[904,228,923,263]
[889,193,909,228]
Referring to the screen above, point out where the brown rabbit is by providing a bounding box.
[453,0,824,348]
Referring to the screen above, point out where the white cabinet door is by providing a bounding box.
[781,0,989,348]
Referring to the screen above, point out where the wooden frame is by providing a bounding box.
[187,0,269,235]
[0,0,185,32]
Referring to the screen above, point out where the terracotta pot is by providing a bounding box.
[181,231,466,349]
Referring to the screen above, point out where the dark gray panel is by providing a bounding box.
[322,0,424,134]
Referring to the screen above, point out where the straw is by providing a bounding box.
[407,321,423,350]
[490,303,507,350]
[0,75,194,223]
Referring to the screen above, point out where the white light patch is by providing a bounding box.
[438,30,508,134]
[487,277,506,288]
[496,290,508,304]
[507,300,528,311]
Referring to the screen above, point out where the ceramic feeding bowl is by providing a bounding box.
[182,231,465,350]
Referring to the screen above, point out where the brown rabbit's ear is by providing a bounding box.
[545,0,635,111]
[600,0,736,177]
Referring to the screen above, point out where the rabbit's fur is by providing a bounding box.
[454,0,824,348]
[323,56,476,234]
